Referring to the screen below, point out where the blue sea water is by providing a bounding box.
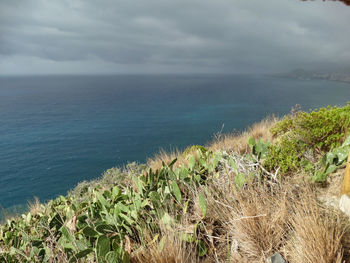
[0,74,349,212]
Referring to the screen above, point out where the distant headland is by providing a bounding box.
[273,69,350,84]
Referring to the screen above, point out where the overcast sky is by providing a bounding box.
[0,0,350,75]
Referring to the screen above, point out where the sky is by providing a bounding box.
[0,0,350,75]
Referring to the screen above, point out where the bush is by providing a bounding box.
[0,148,220,262]
[264,103,350,173]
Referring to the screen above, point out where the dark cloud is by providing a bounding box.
[0,0,350,75]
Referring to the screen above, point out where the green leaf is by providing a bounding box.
[130,209,138,220]
[158,236,166,252]
[342,135,350,147]
[75,248,93,258]
[212,153,221,170]
[60,226,73,243]
[105,251,121,263]
[149,191,161,207]
[75,240,87,251]
[312,170,328,183]
[334,146,350,163]
[132,177,144,194]
[326,152,337,164]
[198,192,207,218]
[96,224,114,234]
[119,213,134,225]
[183,200,190,215]
[103,190,112,199]
[31,239,43,248]
[26,212,32,223]
[248,137,255,148]
[325,164,338,175]
[229,157,238,174]
[188,155,196,170]
[171,181,182,203]
[112,186,121,198]
[96,235,110,260]
[168,158,178,167]
[9,247,30,260]
[49,213,63,229]
[161,212,174,226]
[116,203,129,213]
[182,233,196,243]
[196,240,207,257]
[96,192,109,209]
[234,173,247,188]
[179,166,189,180]
[83,226,98,237]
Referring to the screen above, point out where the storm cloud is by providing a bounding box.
[1,0,350,75]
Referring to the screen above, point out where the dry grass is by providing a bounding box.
[28,196,43,215]
[42,226,71,263]
[285,191,350,263]
[195,170,350,263]
[147,145,208,172]
[227,185,289,261]
[208,116,279,154]
[131,227,199,263]
[147,116,278,171]
[147,148,184,171]
[205,180,290,262]
[319,170,344,198]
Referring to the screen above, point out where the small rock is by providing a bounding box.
[318,195,339,210]
[339,194,350,216]
[230,239,239,254]
[268,252,286,263]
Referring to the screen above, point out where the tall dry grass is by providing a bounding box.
[208,116,278,154]
[205,179,290,262]
[28,196,43,215]
[147,148,184,171]
[131,230,199,263]
[147,116,278,171]
[285,192,350,263]
[143,115,350,262]
[193,171,350,263]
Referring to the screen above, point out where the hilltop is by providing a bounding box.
[1,103,350,262]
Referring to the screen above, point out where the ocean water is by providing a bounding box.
[0,74,349,212]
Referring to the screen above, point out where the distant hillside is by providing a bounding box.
[275,69,350,84]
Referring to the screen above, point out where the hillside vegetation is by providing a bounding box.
[1,103,350,263]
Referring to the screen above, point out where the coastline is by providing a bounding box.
[1,104,350,262]
[270,69,350,85]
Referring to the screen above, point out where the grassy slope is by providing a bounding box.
[1,104,350,263]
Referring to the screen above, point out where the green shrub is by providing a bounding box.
[264,139,306,173]
[265,103,350,173]
[0,148,221,262]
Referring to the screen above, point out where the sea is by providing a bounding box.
[0,74,349,217]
